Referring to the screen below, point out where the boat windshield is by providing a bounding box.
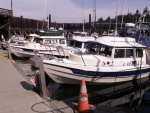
[33,37,44,44]
[87,43,112,57]
[68,40,82,48]
[25,36,33,42]
[84,42,89,48]
[99,46,112,57]
[74,41,82,48]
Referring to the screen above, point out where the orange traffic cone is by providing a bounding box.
[78,79,90,113]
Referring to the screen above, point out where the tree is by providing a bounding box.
[142,6,149,22]
[98,17,104,23]
[135,9,141,22]
[97,7,149,23]
[105,16,111,23]
[143,6,148,14]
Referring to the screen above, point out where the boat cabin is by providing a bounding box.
[72,31,88,37]
[67,37,96,52]
[69,36,146,67]
[27,35,67,46]
[25,34,39,42]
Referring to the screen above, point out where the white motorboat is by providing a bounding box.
[43,36,150,85]
[72,31,88,37]
[9,35,67,58]
[39,36,96,59]
[1,35,26,50]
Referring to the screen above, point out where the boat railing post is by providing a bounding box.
[44,43,53,59]
[8,43,12,59]
[56,46,65,61]
[29,56,50,99]
[79,49,86,66]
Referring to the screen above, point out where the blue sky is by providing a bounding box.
[0,0,149,23]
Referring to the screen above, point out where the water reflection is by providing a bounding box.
[11,53,30,63]
[49,77,150,109]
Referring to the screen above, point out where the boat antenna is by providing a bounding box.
[114,0,119,37]
[93,0,97,33]
[112,0,119,66]
[82,0,85,32]
[120,0,126,28]
[11,0,13,12]
[42,0,48,30]
[53,0,58,29]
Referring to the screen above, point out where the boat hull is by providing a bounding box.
[43,62,150,85]
[10,47,38,58]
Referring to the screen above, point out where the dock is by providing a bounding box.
[0,49,77,113]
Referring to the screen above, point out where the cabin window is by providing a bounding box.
[74,41,82,48]
[59,39,66,44]
[26,36,33,42]
[88,43,98,53]
[99,46,112,57]
[114,49,134,58]
[33,38,43,43]
[44,39,50,44]
[51,39,57,44]
[136,49,143,57]
[126,49,133,58]
[114,49,125,58]
[68,41,74,47]
[81,34,87,37]
[84,42,89,48]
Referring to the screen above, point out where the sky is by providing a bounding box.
[0,0,150,23]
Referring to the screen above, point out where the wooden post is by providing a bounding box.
[20,15,23,35]
[89,14,91,35]
[49,14,51,30]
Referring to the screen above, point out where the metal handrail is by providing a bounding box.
[56,46,86,66]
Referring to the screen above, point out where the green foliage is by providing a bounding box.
[97,7,149,23]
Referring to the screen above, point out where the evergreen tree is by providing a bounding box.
[97,7,149,23]
[98,17,104,23]
[135,9,141,22]
[105,16,111,23]
[142,6,149,22]
[143,6,148,14]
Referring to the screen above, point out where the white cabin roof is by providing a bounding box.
[125,23,135,27]
[70,37,96,42]
[36,35,65,39]
[94,36,145,48]
[27,34,39,37]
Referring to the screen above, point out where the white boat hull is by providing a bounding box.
[10,47,39,58]
[43,61,150,85]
